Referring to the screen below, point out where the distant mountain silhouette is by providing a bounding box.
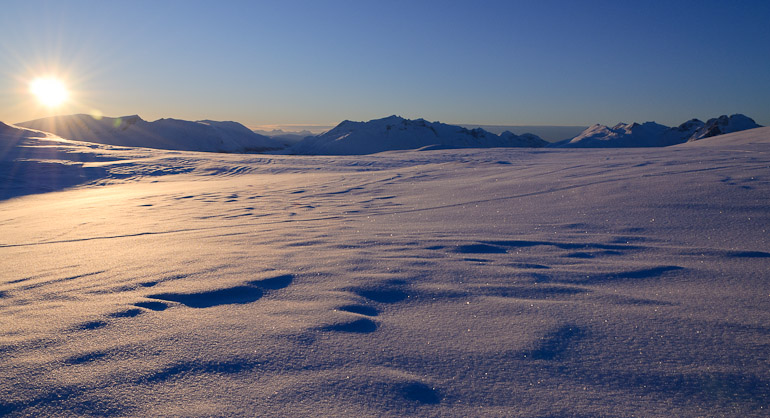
[288,115,547,155]
[18,114,284,153]
[553,114,761,148]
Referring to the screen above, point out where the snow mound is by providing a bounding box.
[0,121,50,141]
[18,114,285,153]
[287,115,547,155]
[555,114,761,148]
[0,121,114,200]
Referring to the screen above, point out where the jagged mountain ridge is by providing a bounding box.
[692,114,761,140]
[554,114,761,148]
[288,115,547,155]
[18,114,284,153]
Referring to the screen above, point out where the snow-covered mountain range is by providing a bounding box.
[554,114,761,148]
[287,115,547,155]
[18,114,284,153]
[11,113,764,155]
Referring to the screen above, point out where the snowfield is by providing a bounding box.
[1,124,769,416]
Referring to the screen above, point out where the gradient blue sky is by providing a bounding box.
[2,0,768,128]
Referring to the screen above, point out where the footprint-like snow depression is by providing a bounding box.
[1,126,769,416]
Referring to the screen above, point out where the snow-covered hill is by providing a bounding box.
[554,114,761,148]
[0,121,47,141]
[18,114,285,153]
[287,115,547,155]
[0,121,65,155]
[0,122,112,200]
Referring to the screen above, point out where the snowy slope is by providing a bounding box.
[0,122,108,200]
[556,114,761,147]
[288,115,547,155]
[0,121,29,137]
[1,126,769,417]
[18,114,285,153]
[0,121,53,142]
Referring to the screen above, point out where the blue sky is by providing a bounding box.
[1,0,768,127]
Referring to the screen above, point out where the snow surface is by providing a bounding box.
[1,124,769,416]
[555,114,762,148]
[287,115,547,155]
[18,114,284,153]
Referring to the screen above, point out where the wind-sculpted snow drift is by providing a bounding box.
[0,122,116,200]
[19,114,285,153]
[555,114,761,147]
[1,120,769,416]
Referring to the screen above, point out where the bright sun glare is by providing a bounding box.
[29,77,69,107]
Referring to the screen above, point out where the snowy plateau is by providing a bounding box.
[1,119,769,417]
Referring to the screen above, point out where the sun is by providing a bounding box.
[29,77,69,107]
